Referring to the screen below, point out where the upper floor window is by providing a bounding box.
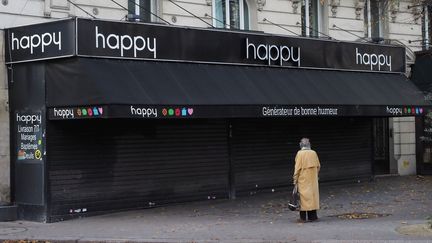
[301,0,326,37]
[213,0,250,30]
[128,0,156,22]
[364,0,383,40]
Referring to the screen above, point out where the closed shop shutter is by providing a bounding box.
[231,118,372,196]
[46,119,229,221]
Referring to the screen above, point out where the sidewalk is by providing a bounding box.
[0,175,431,243]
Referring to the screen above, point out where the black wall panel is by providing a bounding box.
[46,119,229,221]
[8,62,47,221]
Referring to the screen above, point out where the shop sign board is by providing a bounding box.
[5,19,76,64]
[76,19,405,73]
[15,111,44,161]
[5,18,406,73]
[48,105,426,120]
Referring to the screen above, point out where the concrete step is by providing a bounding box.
[0,204,17,221]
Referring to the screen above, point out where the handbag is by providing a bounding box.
[288,184,300,211]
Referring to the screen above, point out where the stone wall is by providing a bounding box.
[393,117,417,175]
[0,30,10,202]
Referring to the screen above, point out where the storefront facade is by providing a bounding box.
[5,18,429,222]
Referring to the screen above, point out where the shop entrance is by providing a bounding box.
[373,118,390,175]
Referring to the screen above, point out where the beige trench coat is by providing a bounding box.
[293,149,321,211]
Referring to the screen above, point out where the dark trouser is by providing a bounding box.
[300,210,318,221]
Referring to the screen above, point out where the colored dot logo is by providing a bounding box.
[162,107,195,117]
[93,107,99,116]
[78,107,103,117]
[168,109,174,116]
[403,107,425,115]
[188,108,194,115]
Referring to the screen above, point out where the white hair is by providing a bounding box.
[299,138,311,149]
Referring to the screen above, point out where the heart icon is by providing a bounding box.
[420,108,424,114]
[188,108,194,115]
[98,107,103,115]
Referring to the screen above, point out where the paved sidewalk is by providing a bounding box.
[0,175,431,243]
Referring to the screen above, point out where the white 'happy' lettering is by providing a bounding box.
[246,38,301,67]
[11,32,62,54]
[95,26,156,58]
[130,106,158,118]
[16,113,42,124]
[356,48,392,71]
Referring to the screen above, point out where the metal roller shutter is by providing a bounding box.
[231,118,372,196]
[46,119,229,222]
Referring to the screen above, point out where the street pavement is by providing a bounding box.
[0,175,431,243]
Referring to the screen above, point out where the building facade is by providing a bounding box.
[0,0,430,218]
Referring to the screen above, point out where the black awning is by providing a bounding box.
[46,58,430,119]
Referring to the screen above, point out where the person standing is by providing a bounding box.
[293,138,321,222]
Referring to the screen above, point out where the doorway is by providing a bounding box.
[373,118,390,174]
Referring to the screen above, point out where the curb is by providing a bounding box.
[0,238,304,243]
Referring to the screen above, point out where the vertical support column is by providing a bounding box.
[388,118,398,174]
